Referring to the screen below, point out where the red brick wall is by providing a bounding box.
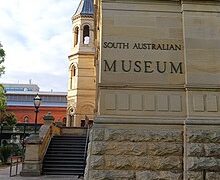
[6,106,67,124]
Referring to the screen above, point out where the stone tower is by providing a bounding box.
[67,0,96,127]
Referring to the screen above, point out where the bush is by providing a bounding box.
[0,143,23,165]
[0,146,12,164]
[9,143,23,156]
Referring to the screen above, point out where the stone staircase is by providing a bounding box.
[42,135,87,175]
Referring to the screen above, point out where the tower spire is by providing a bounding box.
[73,0,94,19]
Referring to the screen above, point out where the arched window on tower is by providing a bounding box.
[83,25,90,44]
[74,26,79,46]
[70,65,76,89]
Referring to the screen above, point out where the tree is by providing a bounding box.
[0,111,17,126]
[0,84,6,112]
[0,42,5,77]
[0,42,6,124]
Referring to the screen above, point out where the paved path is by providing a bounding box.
[0,164,83,180]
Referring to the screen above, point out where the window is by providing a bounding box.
[23,116,29,123]
[70,65,76,89]
[83,25,90,44]
[74,26,79,46]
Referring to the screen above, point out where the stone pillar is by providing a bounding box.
[20,135,42,176]
[85,0,185,179]
[20,112,55,176]
[43,112,54,125]
[182,1,220,179]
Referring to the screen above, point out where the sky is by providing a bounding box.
[0,0,81,92]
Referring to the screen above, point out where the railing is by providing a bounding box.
[9,156,23,177]
[0,124,42,146]
[83,125,91,165]
[39,123,61,161]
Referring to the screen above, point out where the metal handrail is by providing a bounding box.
[83,125,90,165]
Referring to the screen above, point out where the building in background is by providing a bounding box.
[3,83,67,125]
[67,0,96,127]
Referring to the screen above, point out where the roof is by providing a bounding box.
[74,0,94,17]
[6,91,67,96]
[5,91,67,108]
[7,101,67,108]
[3,83,40,92]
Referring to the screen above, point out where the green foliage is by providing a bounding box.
[0,112,17,126]
[0,146,12,164]
[0,84,6,111]
[0,143,23,164]
[8,143,23,156]
[0,42,5,77]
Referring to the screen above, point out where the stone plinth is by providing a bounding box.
[85,124,183,180]
[20,134,42,176]
[20,112,56,176]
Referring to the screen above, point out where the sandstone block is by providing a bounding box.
[104,129,182,142]
[132,156,152,170]
[89,170,135,180]
[187,130,220,143]
[136,171,182,180]
[187,157,220,171]
[104,155,182,171]
[206,172,220,180]
[91,141,146,156]
[187,171,203,180]
[91,128,105,141]
[150,156,182,171]
[187,143,205,157]
[204,144,220,157]
[90,155,105,170]
[105,155,133,170]
[147,142,183,156]
[91,141,106,155]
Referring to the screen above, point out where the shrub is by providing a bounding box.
[0,146,12,164]
[0,143,23,164]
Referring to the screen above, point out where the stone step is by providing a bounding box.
[44,170,84,176]
[46,151,85,155]
[43,135,88,176]
[43,164,85,168]
[44,156,84,161]
[45,153,84,157]
[43,160,85,165]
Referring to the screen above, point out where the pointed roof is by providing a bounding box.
[74,0,94,17]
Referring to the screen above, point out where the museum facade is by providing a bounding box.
[84,0,220,179]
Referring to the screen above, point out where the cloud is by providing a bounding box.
[0,0,80,91]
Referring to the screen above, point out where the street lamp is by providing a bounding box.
[33,94,41,134]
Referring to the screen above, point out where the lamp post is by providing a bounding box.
[33,94,41,134]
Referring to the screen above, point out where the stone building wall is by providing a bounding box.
[185,125,220,179]
[85,125,184,180]
[86,124,220,180]
[85,0,220,179]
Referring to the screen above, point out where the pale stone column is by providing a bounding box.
[182,1,220,179]
[85,0,185,179]
[20,112,55,176]
[20,135,42,176]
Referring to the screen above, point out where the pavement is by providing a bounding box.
[0,164,83,180]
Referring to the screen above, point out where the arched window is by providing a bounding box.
[74,26,79,46]
[71,65,76,77]
[83,25,90,44]
[23,116,29,123]
[70,65,76,89]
